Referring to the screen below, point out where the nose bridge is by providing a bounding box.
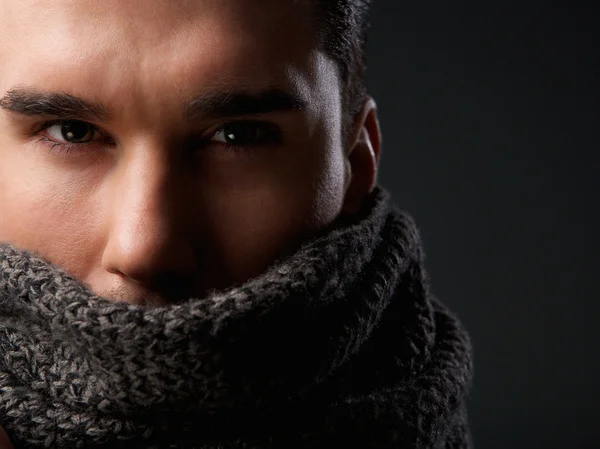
[116,147,173,235]
[102,143,195,283]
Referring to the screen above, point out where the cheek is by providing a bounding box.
[198,142,347,282]
[0,151,103,274]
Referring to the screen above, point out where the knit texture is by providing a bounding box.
[0,187,473,449]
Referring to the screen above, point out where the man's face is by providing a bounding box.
[0,0,358,306]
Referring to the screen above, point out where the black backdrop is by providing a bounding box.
[366,2,599,449]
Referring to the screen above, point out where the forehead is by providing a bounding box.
[1,0,313,39]
[0,0,329,116]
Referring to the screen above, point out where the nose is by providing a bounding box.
[100,147,198,296]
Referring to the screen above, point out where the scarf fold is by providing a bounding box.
[0,187,473,449]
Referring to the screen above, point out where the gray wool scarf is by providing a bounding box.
[0,187,473,449]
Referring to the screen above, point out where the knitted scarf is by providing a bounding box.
[0,187,473,449]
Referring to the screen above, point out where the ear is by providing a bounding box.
[341,96,382,214]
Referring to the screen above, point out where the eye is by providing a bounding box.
[210,121,281,147]
[45,120,97,144]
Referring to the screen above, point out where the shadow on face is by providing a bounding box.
[0,0,374,306]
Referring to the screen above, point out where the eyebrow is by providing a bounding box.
[0,87,110,122]
[0,86,308,123]
[183,88,308,121]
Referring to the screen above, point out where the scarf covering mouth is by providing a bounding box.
[0,187,473,449]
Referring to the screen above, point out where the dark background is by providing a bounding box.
[366,3,598,449]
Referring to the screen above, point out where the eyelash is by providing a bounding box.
[35,137,84,156]
[33,119,97,156]
[33,119,282,156]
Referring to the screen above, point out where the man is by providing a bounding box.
[0,0,473,448]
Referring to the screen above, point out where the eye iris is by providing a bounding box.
[61,121,92,142]
[223,123,262,145]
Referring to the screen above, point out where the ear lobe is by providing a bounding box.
[341,97,382,214]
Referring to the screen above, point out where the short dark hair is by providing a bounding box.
[313,0,374,141]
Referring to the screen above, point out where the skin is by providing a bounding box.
[0,426,11,449]
[0,0,382,304]
[0,0,382,443]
